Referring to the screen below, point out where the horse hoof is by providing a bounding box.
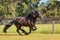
[25,33,29,35]
[3,30,7,33]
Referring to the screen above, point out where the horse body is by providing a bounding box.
[3,10,43,35]
[16,17,36,26]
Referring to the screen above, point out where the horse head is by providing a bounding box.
[26,10,43,20]
[34,10,43,20]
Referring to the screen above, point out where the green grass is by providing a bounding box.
[0,24,60,34]
[0,24,60,40]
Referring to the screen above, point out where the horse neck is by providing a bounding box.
[29,17,37,23]
[32,17,37,23]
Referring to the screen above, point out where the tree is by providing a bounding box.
[40,0,60,18]
[15,0,40,17]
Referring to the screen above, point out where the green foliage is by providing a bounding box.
[0,0,60,18]
[16,3,24,16]
[40,0,60,18]
[15,0,40,17]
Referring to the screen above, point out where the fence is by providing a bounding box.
[0,18,60,33]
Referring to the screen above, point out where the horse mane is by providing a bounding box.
[26,10,33,18]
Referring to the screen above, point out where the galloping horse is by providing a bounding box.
[3,10,43,35]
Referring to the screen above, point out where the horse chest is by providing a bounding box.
[27,20,35,26]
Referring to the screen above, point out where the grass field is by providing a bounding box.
[0,24,60,40]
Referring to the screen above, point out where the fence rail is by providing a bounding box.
[0,17,60,20]
[0,18,60,24]
[0,18,60,33]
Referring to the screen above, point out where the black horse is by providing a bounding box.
[3,10,43,35]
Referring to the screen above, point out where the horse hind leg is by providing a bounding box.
[3,20,14,33]
[16,28,22,35]
[16,25,25,35]
[3,25,11,33]
[16,25,31,35]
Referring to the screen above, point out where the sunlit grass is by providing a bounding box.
[0,24,60,34]
[0,24,60,40]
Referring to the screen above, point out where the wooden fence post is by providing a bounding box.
[52,21,55,33]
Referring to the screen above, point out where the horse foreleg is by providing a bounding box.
[19,27,28,35]
[24,27,32,35]
[28,27,31,34]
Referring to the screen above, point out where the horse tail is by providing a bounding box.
[3,20,14,33]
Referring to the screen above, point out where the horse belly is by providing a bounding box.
[22,22,34,27]
[20,20,29,26]
[20,21,32,27]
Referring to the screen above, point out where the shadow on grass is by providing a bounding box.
[54,32,60,34]
[40,31,60,34]
[1,31,60,36]
[0,33,20,36]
